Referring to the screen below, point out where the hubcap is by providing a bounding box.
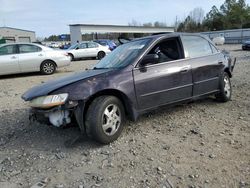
[43,62,54,73]
[224,76,231,98]
[99,52,105,59]
[102,104,121,136]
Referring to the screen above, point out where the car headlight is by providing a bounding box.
[30,93,69,108]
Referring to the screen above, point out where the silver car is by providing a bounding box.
[0,43,71,76]
[67,41,111,61]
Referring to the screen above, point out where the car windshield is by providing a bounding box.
[68,43,79,49]
[94,38,151,69]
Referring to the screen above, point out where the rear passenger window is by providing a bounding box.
[88,42,98,48]
[181,36,213,58]
[79,43,87,49]
[19,44,41,53]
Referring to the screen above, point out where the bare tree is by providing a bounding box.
[189,7,205,24]
[128,19,141,26]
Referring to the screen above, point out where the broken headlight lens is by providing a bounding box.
[30,93,68,108]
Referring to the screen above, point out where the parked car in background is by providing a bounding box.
[22,33,235,144]
[242,40,250,50]
[67,41,111,61]
[0,43,70,76]
[48,42,60,48]
[60,43,71,50]
[94,39,117,51]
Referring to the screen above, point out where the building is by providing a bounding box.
[0,27,36,43]
[202,28,250,44]
[69,24,175,44]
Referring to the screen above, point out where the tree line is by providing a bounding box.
[177,0,250,32]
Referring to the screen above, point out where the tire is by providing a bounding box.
[85,96,125,144]
[97,51,106,60]
[215,72,232,102]
[68,53,74,61]
[40,61,56,75]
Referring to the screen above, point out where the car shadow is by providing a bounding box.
[72,57,97,62]
[0,97,218,151]
[0,72,46,79]
[0,70,76,80]
[0,109,101,152]
[232,49,244,52]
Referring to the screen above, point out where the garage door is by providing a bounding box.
[3,37,15,43]
[18,37,31,42]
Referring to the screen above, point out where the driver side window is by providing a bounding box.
[148,37,182,64]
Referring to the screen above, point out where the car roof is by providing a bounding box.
[0,42,52,51]
[129,33,211,44]
[95,39,112,41]
[138,32,204,40]
[79,41,98,44]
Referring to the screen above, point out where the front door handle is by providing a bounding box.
[11,56,17,59]
[180,66,190,73]
[218,61,223,65]
[38,54,43,56]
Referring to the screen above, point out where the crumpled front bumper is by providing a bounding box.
[28,101,84,131]
[29,105,70,127]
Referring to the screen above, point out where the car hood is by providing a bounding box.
[22,69,111,101]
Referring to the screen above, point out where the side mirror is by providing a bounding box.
[140,54,159,67]
[76,47,79,50]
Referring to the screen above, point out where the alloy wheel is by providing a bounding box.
[101,104,121,136]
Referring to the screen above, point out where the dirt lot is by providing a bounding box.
[0,45,249,188]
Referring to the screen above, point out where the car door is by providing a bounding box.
[87,42,99,57]
[74,43,88,58]
[133,37,193,110]
[181,35,223,96]
[18,44,45,72]
[0,44,20,75]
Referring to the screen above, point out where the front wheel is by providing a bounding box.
[85,96,125,144]
[40,61,56,75]
[215,72,232,102]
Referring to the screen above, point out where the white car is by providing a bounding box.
[67,41,111,61]
[0,43,71,76]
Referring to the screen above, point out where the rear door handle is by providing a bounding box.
[11,56,17,59]
[218,61,223,64]
[38,54,43,56]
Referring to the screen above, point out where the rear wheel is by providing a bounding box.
[215,72,232,102]
[40,61,56,75]
[85,96,125,144]
[97,51,105,60]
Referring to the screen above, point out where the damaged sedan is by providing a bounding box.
[22,33,236,144]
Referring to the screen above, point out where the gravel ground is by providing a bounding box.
[0,45,249,188]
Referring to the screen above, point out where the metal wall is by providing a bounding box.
[202,28,250,44]
[0,27,36,43]
[69,24,174,44]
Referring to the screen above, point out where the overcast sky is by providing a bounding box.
[0,0,249,38]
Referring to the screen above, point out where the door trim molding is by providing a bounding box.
[140,83,193,97]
